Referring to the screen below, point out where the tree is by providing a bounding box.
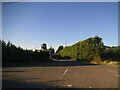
[7,41,12,47]
[2,40,50,66]
[41,43,47,50]
[56,45,63,53]
[93,36,102,47]
[59,36,105,62]
[49,47,55,55]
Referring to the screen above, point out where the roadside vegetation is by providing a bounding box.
[1,40,54,66]
[1,36,119,67]
[57,36,120,66]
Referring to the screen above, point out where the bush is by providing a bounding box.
[59,36,104,62]
[92,56,102,64]
[2,40,50,66]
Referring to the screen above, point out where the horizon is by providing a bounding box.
[1,35,119,51]
[2,2,118,51]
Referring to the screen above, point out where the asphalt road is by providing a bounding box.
[2,61,119,88]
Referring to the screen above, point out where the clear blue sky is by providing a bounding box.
[2,2,118,50]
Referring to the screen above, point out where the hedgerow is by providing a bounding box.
[59,36,104,62]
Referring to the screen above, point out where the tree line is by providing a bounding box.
[1,40,55,66]
[57,36,120,62]
[1,36,120,66]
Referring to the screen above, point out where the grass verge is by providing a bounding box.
[90,60,120,67]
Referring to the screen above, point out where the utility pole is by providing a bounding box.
[65,41,67,47]
[50,44,52,48]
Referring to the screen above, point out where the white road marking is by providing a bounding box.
[60,69,68,79]
[68,85,72,87]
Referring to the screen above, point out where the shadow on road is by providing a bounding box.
[2,60,101,67]
[2,71,25,72]
[17,61,101,67]
[2,80,56,88]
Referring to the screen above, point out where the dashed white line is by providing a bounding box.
[60,68,68,80]
[64,69,68,73]
[68,84,72,87]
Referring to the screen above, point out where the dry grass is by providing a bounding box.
[91,60,120,67]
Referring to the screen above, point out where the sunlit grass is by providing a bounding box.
[91,60,120,67]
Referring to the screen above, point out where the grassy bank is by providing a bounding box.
[90,60,120,67]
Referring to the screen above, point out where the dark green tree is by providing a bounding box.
[2,40,50,66]
[59,36,105,62]
[41,43,47,50]
[56,45,63,53]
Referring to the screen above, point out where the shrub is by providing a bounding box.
[59,36,104,62]
[92,56,102,64]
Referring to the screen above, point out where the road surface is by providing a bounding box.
[2,61,119,88]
